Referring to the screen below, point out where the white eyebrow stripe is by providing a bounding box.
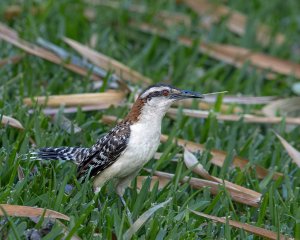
[140,86,170,98]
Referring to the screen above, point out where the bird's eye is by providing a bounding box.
[162,90,169,96]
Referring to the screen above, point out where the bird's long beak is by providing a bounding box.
[171,89,204,100]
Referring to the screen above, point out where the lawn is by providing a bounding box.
[0,0,299,239]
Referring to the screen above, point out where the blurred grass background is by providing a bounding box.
[0,0,299,239]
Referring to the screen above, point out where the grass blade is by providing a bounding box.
[123,198,172,240]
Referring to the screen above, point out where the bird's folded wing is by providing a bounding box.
[77,121,130,177]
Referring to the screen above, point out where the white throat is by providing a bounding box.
[138,102,170,126]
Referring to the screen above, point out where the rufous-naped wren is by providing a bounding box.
[36,84,203,197]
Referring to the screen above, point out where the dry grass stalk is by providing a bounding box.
[190,210,293,240]
[183,0,285,46]
[167,108,300,125]
[23,91,126,107]
[0,204,70,221]
[63,37,152,85]
[274,132,300,168]
[0,22,18,39]
[30,105,113,115]
[0,23,101,81]
[149,170,260,207]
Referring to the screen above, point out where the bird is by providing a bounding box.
[36,84,203,209]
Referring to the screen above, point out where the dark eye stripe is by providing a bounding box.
[147,91,161,99]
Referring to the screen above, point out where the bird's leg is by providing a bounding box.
[119,195,133,225]
[94,187,103,211]
[93,170,112,211]
[116,172,139,225]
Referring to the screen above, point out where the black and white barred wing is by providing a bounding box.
[77,122,130,177]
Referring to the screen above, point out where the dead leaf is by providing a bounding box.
[160,134,283,180]
[190,210,293,240]
[23,91,125,107]
[274,132,300,167]
[184,148,261,200]
[183,0,285,46]
[184,148,216,182]
[0,204,70,221]
[133,22,300,79]
[1,115,24,130]
[123,198,172,240]
[63,37,152,85]
[167,108,300,125]
[0,23,101,81]
[262,97,300,117]
[148,170,260,207]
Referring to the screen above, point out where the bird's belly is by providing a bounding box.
[113,126,161,178]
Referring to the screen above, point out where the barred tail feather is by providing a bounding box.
[36,147,89,163]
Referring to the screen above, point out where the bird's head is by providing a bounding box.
[125,84,203,122]
[139,84,203,108]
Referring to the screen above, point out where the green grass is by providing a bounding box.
[0,0,300,239]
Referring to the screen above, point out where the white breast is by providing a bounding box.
[112,103,167,178]
[113,122,160,178]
